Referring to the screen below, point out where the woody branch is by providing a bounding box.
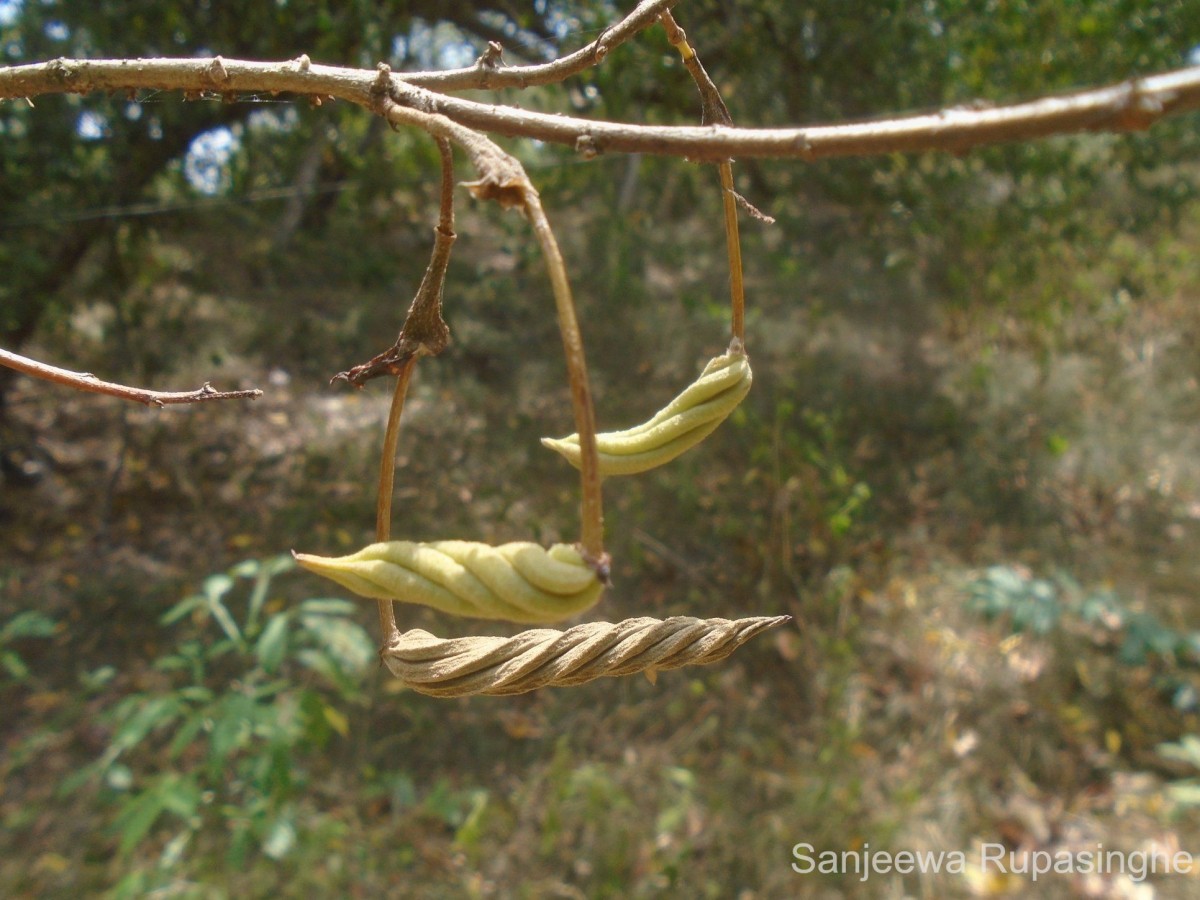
[2,57,1199,160]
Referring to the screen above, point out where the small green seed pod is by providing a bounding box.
[542,344,752,476]
[293,540,604,624]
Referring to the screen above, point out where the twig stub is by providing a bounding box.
[0,347,262,406]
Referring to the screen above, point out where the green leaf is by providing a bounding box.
[296,597,358,616]
[1,650,30,681]
[263,554,297,577]
[454,789,490,851]
[202,573,235,602]
[206,594,243,646]
[228,560,260,579]
[322,703,349,738]
[255,613,290,673]
[295,648,346,692]
[112,696,185,755]
[168,713,209,760]
[79,665,116,693]
[160,594,203,626]
[299,614,374,677]
[176,686,214,704]
[206,693,259,768]
[113,774,199,856]
[0,610,56,641]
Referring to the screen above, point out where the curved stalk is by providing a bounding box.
[523,191,605,561]
[719,162,745,343]
[373,358,416,638]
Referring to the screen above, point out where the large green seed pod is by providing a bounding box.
[542,344,752,476]
[293,540,604,624]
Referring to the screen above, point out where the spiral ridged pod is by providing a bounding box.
[293,540,604,624]
[383,614,791,696]
[542,343,752,476]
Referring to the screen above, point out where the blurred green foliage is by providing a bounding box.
[0,609,56,683]
[60,556,373,893]
[969,565,1200,708]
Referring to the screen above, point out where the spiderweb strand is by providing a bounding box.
[383,614,790,697]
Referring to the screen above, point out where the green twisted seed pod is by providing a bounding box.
[293,540,604,624]
[542,345,752,476]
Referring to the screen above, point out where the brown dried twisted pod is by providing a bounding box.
[382,614,790,697]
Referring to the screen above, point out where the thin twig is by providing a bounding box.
[334,136,456,387]
[374,357,416,639]
[400,0,682,92]
[659,11,731,129]
[719,163,745,343]
[0,347,261,406]
[435,137,454,230]
[660,11,746,344]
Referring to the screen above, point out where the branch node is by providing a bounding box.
[477,41,504,75]
[293,54,311,73]
[373,62,393,96]
[593,26,614,63]
[1114,78,1166,131]
[206,56,230,86]
[49,58,79,86]
[574,133,599,159]
[576,545,613,586]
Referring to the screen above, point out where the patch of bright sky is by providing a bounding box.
[541,1,583,42]
[0,0,21,28]
[76,109,106,140]
[184,126,241,195]
[43,19,67,40]
[247,106,298,134]
[397,19,476,70]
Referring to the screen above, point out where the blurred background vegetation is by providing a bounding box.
[4,1,1200,896]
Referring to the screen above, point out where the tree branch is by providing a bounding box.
[404,65,1200,159]
[0,347,261,406]
[400,0,682,92]
[4,56,1199,160]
